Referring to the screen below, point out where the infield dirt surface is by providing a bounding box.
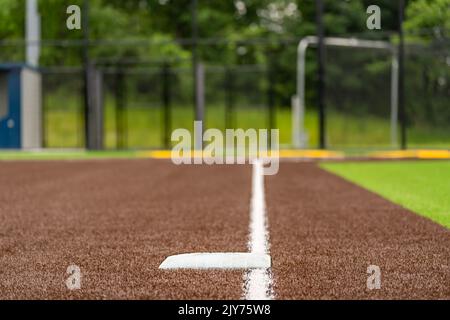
[0,159,449,299]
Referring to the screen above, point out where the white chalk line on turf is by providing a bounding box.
[243,159,274,300]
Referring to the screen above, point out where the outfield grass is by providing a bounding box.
[44,100,450,149]
[321,160,450,229]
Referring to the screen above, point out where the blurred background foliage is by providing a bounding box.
[0,0,448,149]
[1,0,446,64]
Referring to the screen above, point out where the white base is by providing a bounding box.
[159,252,271,270]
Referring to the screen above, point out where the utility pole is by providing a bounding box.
[316,0,326,149]
[398,0,407,150]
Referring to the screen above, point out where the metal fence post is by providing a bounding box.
[115,69,127,149]
[225,67,234,129]
[191,0,204,150]
[162,63,171,149]
[316,0,326,149]
[82,0,90,149]
[89,67,104,150]
[267,57,276,146]
[194,63,205,150]
[398,0,407,150]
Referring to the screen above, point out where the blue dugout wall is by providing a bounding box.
[0,64,42,149]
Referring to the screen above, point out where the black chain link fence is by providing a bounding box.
[1,34,448,150]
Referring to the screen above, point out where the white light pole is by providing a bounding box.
[26,0,41,67]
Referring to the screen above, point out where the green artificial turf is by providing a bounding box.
[321,160,450,229]
[43,92,450,149]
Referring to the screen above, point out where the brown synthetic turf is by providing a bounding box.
[266,162,450,299]
[0,160,449,299]
[0,160,250,299]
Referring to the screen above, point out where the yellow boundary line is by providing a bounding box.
[138,150,345,160]
[1,149,447,161]
[138,149,449,160]
[369,149,450,160]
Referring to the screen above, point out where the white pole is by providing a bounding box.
[26,0,41,67]
[291,95,300,148]
[194,63,205,151]
[294,37,312,149]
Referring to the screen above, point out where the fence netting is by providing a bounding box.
[323,45,394,150]
[1,35,448,150]
[404,43,450,148]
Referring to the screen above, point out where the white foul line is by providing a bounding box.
[243,159,274,300]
